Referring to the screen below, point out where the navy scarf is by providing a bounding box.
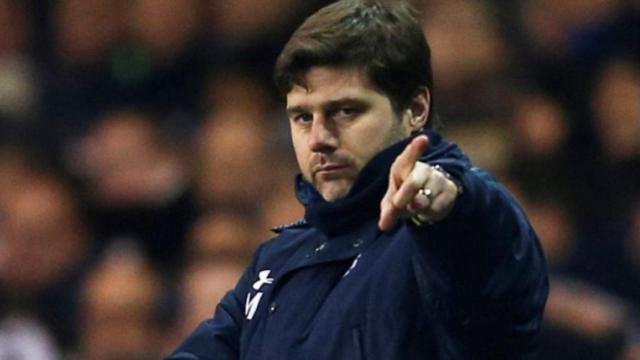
[295,130,457,235]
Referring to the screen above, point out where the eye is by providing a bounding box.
[291,112,313,124]
[333,107,359,121]
[339,107,357,116]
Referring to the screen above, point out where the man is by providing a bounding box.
[168,0,548,358]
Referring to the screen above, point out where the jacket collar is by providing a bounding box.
[295,130,449,236]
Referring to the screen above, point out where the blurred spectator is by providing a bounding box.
[512,93,569,159]
[519,0,623,58]
[0,0,29,58]
[128,0,203,61]
[0,315,61,360]
[592,60,640,162]
[204,0,309,84]
[39,0,128,153]
[53,0,126,67]
[575,59,640,223]
[76,242,163,360]
[165,259,244,354]
[507,93,575,206]
[71,109,197,276]
[203,70,273,116]
[118,0,207,121]
[422,0,507,88]
[196,111,270,208]
[0,58,39,122]
[258,161,304,242]
[187,210,256,263]
[0,146,34,209]
[195,72,277,209]
[0,172,87,293]
[444,121,513,175]
[208,0,301,43]
[72,109,189,207]
[0,170,92,351]
[421,0,512,122]
[539,277,640,360]
[508,0,639,119]
[42,0,206,153]
[0,0,39,129]
[522,198,582,279]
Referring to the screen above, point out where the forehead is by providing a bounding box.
[286,66,384,105]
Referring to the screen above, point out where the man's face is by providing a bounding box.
[287,66,414,202]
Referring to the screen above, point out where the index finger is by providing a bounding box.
[379,135,430,231]
[390,135,430,184]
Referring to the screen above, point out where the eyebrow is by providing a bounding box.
[286,105,308,116]
[286,97,368,115]
[325,98,368,110]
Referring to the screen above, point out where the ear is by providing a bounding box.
[406,87,430,132]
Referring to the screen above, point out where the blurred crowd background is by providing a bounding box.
[0,0,638,359]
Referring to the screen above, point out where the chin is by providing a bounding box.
[319,183,352,202]
[321,192,345,202]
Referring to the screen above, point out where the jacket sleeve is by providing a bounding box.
[166,252,260,360]
[416,164,549,356]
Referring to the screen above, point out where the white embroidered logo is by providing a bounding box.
[252,270,274,290]
[245,270,274,320]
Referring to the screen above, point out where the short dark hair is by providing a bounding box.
[274,0,438,126]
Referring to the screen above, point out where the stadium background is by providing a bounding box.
[0,0,638,358]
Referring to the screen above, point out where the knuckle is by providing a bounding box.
[415,161,429,171]
[412,165,430,183]
[441,182,456,198]
[429,199,443,213]
[432,171,446,185]
[406,177,423,192]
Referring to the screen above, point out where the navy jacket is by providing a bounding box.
[168,131,548,359]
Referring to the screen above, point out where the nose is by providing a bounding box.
[308,116,338,153]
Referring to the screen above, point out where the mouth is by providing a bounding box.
[313,163,349,177]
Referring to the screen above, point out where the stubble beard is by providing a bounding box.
[309,115,410,202]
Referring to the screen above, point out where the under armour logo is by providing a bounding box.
[245,292,263,320]
[252,270,274,290]
[245,270,274,320]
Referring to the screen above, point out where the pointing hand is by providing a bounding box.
[379,135,460,231]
